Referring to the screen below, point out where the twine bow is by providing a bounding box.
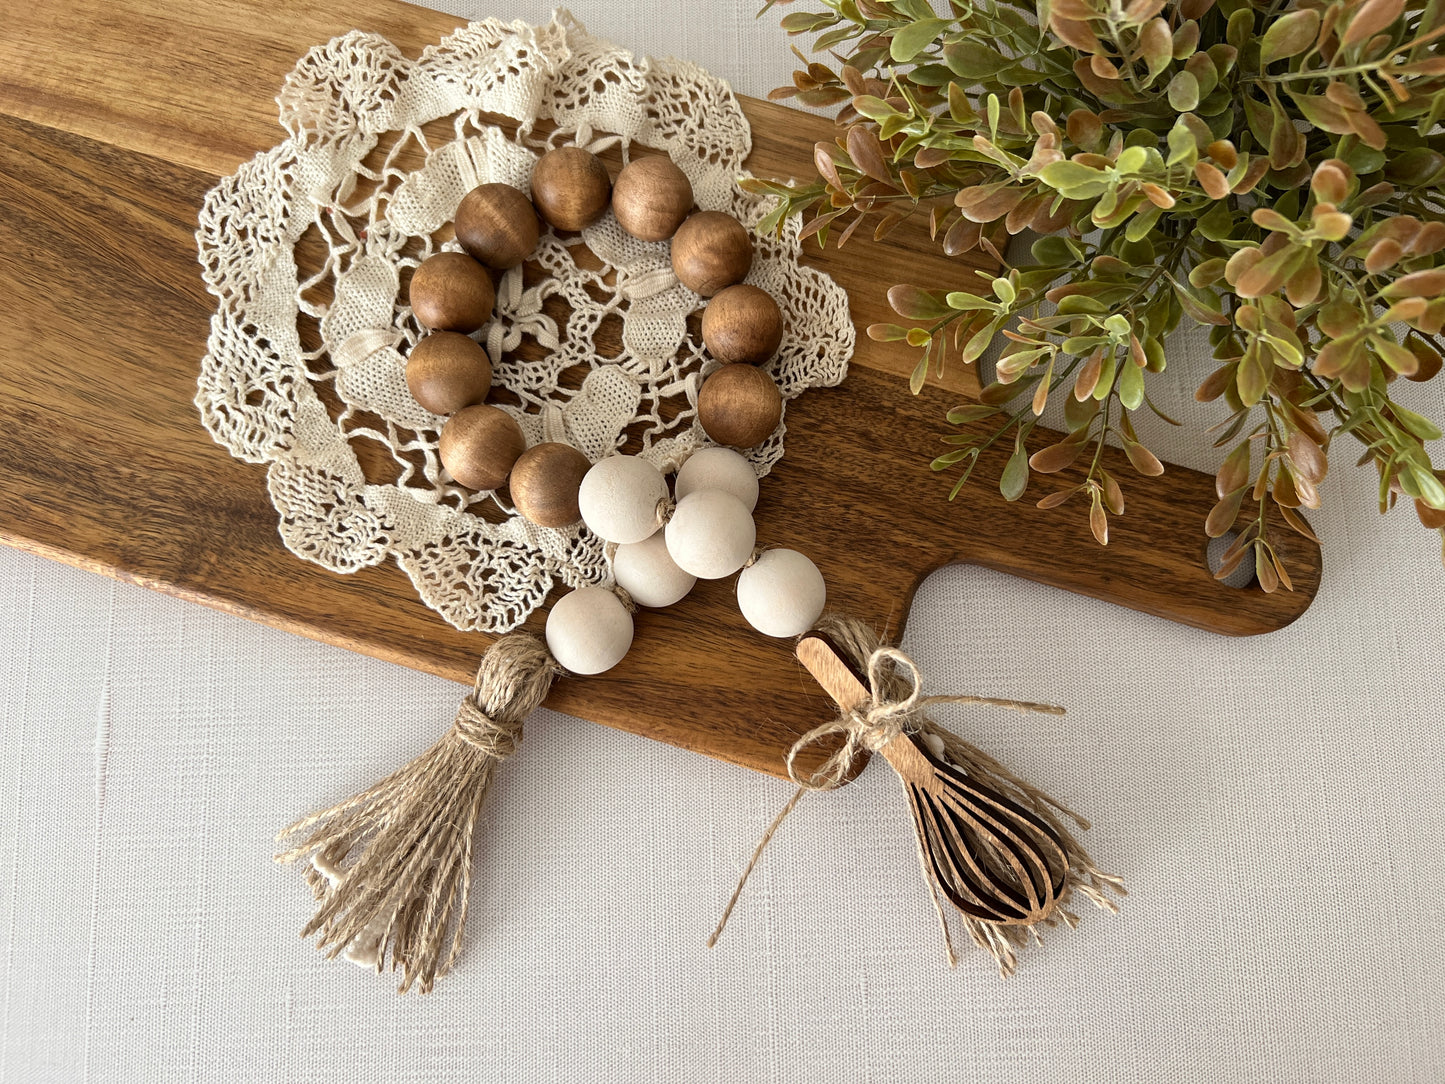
[784,645,1063,792]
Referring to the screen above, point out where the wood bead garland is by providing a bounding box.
[510,442,591,528]
[665,489,756,579]
[612,155,693,242]
[671,211,753,296]
[545,586,634,675]
[702,284,783,364]
[674,446,758,511]
[438,404,525,491]
[578,455,670,544]
[409,251,495,333]
[736,548,826,638]
[697,364,783,448]
[405,331,493,415]
[455,182,540,269]
[613,531,696,608]
[531,146,612,232]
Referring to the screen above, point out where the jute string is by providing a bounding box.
[277,633,560,994]
[708,615,1124,975]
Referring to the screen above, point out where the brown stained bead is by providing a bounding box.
[509,442,591,528]
[438,404,525,491]
[701,284,784,365]
[671,211,753,297]
[697,364,782,448]
[455,183,540,269]
[531,146,612,232]
[409,251,495,333]
[405,332,493,415]
[612,155,694,242]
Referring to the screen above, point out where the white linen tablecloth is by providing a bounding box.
[3,3,1443,1080]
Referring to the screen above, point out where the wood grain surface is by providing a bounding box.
[0,0,1323,782]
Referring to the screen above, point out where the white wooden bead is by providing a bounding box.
[578,455,669,544]
[613,532,697,608]
[664,489,755,579]
[736,548,826,638]
[545,587,634,675]
[674,446,759,512]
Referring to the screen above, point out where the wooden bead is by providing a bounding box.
[577,455,669,544]
[530,146,611,232]
[409,251,494,333]
[438,404,524,491]
[545,587,634,675]
[737,548,826,638]
[405,332,493,415]
[671,211,752,297]
[697,364,782,448]
[454,183,539,269]
[509,442,590,528]
[612,155,693,241]
[664,490,755,580]
[674,446,758,511]
[613,532,696,608]
[702,284,783,364]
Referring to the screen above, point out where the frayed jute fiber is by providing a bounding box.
[276,633,560,994]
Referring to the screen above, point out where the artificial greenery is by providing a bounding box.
[747,0,1445,582]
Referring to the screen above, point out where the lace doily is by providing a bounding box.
[195,13,853,634]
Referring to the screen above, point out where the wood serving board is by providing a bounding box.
[0,0,1321,781]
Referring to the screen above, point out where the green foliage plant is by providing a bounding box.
[747,0,1445,583]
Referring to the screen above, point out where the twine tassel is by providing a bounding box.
[275,633,558,994]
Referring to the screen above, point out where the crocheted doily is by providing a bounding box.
[195,13,852,634]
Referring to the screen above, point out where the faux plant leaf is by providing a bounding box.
[1118,357,1145,410]
[1341,0,1404,49]
[890,18,952,62]
[1260,9,1321,63]
[889,285,952,319]
[1038,160,1112,198]
[1000,440,1030,502]
[1168,71,1201,112]
[942,40,1009,79]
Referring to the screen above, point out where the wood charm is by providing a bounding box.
[409,251,495,333]
[671,211,753,296]
[784,624,1122,975]
[796,632,1068,926]
[883,731,1068,927]
[405,331,493,415]
[612,155,694,241]
[697,363,782,447]
[455,182,540,269]
[530,146,612,232]
[509,441,590,528]
[702,284,783,364]
[438,404,525,491]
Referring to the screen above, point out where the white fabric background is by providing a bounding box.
[4,3,1444,1081]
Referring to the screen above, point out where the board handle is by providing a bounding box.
[942,485,1321,637]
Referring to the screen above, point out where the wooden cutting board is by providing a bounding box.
[0,0,1321,781]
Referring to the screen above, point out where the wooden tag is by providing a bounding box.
[796,632,870,713]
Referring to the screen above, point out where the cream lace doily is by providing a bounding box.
[194,13,852,635]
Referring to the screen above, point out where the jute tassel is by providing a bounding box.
[276,633,560,993]
[710,615,1124,976]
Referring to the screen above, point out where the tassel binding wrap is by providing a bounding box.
[711,615,1125,977]
[275,633,560,994]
